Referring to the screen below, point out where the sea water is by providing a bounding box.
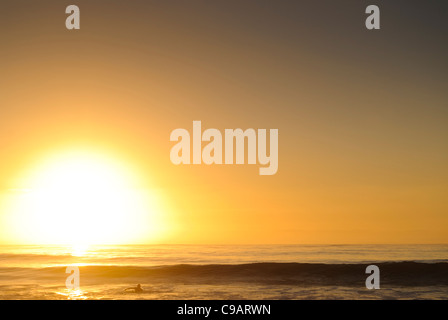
[0,244,447,299]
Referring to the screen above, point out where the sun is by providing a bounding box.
[6,150,164,247]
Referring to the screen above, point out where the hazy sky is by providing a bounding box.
[0,1,447,244]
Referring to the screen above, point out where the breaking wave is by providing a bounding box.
[3,262,448,287]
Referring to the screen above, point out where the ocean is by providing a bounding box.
[0,244,447,300]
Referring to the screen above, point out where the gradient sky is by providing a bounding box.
[0,1,447,244]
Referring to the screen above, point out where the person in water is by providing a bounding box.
[124,284,143,293]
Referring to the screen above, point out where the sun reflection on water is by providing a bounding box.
[71,244,89,257]
[57,288,88,300]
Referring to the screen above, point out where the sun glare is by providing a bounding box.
[6,150,164,246]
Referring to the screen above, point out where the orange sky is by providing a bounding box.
[0,1,447,244]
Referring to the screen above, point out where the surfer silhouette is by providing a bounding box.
[124,284,143,293]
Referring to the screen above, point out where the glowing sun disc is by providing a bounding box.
[6,150,162,245]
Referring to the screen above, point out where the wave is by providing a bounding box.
[3,262,448,287]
